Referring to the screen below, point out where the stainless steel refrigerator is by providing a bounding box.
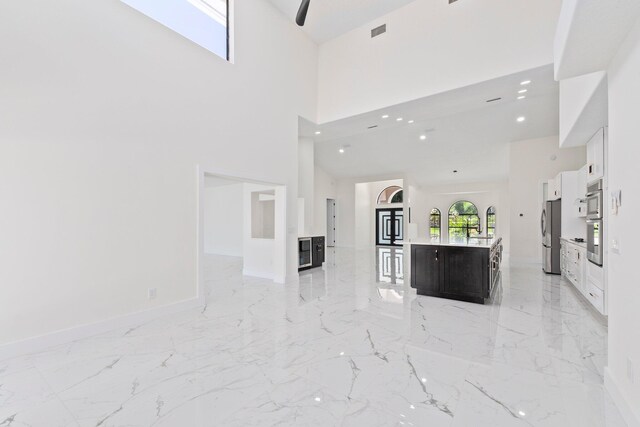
[541,200,561,274]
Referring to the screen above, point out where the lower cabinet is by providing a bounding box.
[411,244,496,304]
[561,239,606,315]
[411,245,442,295]
[442,246,488,300]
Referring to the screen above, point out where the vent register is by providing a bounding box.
[371,24,386,38]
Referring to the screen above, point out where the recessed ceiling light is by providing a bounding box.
[420,135,427,140]
[517,116,526,122]
[408,120,414,124]
[518,411,526,417]
[314,397,322,402]
[382,114,389,119]
[315,131,321,135]
[453,170,458,173]
[517,96,526,100]
[339,148,345,153]
[520,80,531,85]
[518,89,528,94]
[396,117,404,122]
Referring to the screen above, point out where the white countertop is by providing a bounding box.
[407,236,501,249]
[561,237,587,248]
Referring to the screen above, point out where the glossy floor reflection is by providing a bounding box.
[0,248,626,426]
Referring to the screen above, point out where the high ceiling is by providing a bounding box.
[306,65,559,185]
[267,0,418,43]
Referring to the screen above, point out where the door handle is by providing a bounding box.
[435,250,438,261]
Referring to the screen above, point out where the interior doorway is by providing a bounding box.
[376,208,404,246]
[327,199,336,247]
[197,167,288,304]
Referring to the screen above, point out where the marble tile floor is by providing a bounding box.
[0,247,626,426]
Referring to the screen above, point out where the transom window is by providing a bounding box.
[429,208,441,239]
[448,201,480,239]
[122,0,230,61]
[486,206,496,238]
[377,186,403,205]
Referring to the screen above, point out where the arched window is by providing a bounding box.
[377,186,403,205]
[448,201,480,239]
[429,208,441,239]
[486,206,496,237]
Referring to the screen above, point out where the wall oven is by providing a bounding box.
[586,219,603,266]
[585,179,604,266]
[586,180,603,220]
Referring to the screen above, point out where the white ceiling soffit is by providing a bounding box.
[554,0,640,80]
[559,71,608,148]
[267,0,418,43]
[309,65,559,185]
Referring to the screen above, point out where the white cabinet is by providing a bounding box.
[547,176,562,200]
[563,241,586,294]
[576,165,588,217]
[561,239,605,314]
[586,128,605,182]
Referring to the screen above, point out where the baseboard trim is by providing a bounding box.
[242,269,274,280]
[0,296,204,361]
[605,367,640,427]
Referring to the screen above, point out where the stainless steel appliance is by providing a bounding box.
[586,180,603,220]
[586,219,603,266]
[489,238,503,294]
[586,179,604,266]
[541,199,561,274]
[298,238,312,269]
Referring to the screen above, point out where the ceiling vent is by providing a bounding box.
[486,97,502,103]
[371,24,386,38]
[449,0,459,3]
[368,125,379,129]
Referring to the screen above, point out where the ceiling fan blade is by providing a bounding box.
[296,0,310,26]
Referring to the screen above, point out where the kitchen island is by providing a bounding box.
[408,237,503,304]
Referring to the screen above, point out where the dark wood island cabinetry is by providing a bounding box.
[410,238,503,304]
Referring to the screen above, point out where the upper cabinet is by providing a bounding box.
[576,165,588,217]
[554,0,640,80]
[586,128,605,181]
[547,177,561,201]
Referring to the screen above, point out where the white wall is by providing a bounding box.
[298,138,315,236]
[313,165,337,237]
[354,183,373,248]
[606,15,640,423]
[508,136,586,262]
[0,0,317,345]
[242,184,285,281]
[204,183,244,257]
[408,180,509,248]
[317,0,561,122]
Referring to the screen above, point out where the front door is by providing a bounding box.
[376,208,404,246]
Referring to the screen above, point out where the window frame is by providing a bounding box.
[448,200,480,239]
[429,208,441,239]
[377,186,404,205]
[486,206,496,238]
